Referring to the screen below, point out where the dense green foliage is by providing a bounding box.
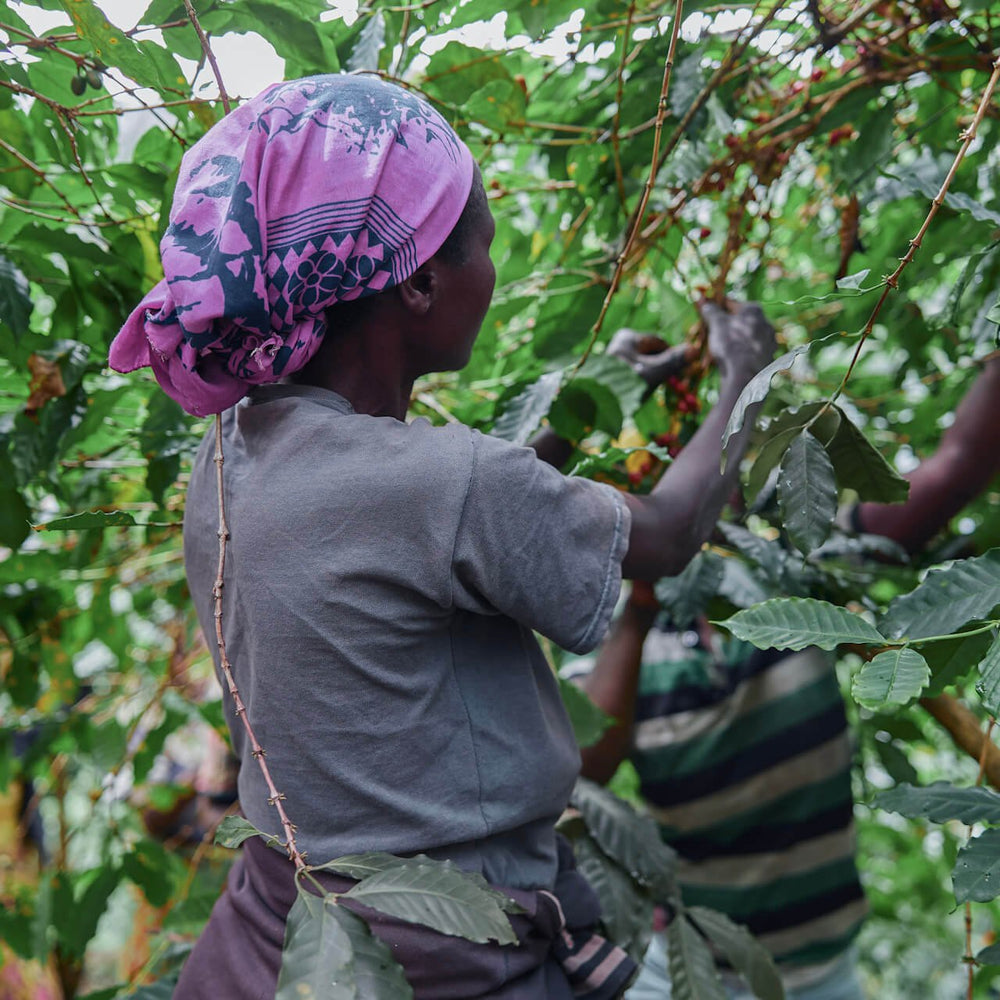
[2,0,1000,995]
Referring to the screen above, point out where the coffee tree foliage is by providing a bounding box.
[2,0,1000,995]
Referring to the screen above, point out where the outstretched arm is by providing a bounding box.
[621,302,775,580]
[577,303,775,780]
[856,357,1000,553]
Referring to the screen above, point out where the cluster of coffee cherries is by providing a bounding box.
[666,374,701,416]
[624,372,703,486]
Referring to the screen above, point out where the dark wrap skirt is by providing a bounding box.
[174,834,636,999]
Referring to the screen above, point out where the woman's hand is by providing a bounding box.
[700,300,776,382]
[607,328,693,391]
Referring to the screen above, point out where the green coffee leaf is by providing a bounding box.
[719,598,884,651]
[835,268,872,291]
[721,346,809,463]
[977,633,1000,716]
[954,829,1000,904]
[687,907,784,1000]
[876,782,1000,825]
[824,412,909,503]
[889,170,1000,226]
[33,509,139,531]
[923,631,991,697]
[122,838,184,908]
[666,915,727,1000]
[343,861,518,945]
[776,430,838,555]
[569,443,671,478]
[317,853,522,914]
[746,402,838,503]
[346,10,385,72]
[59,0,169,90]
[493,370,563,445]
[215,816,281,850]
[0,253,31,338]
[0,457,30,549]
[880,549,1000,640]
[655,551,726,628]
[571,778,677,901]
[572,832,654,963]
[52,865,121,958]
[852,647,930,708]
[276,889,413,1000]
[987,294,1000,326]
[559,675,614,748]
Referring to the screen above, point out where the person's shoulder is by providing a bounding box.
[399,416,477,466]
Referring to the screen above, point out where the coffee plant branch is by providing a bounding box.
[919,695,1000,792]
[611,1,638,211]
[574,0,685,373]
[0,136,83,221]
[182,0,233,115]
[656,0,790,173]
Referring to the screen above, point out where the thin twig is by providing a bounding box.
[104,68,191,147]
[59,113,116,225]
[182,0,232,114]
[0,137,82,220]
[0,19,85,62]
[572,0,685,372]
[657,0,788,174]
[211,418,306,870]
[611,2,637,211]
[393,7,412,77]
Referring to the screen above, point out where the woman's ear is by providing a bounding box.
[397,262,437,316]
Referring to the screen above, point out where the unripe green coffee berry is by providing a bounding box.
[86,68,103,90]
[70,73,87,96]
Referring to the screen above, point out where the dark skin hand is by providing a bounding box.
[529,337,691,470]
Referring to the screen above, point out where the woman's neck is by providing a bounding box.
[293,322,414,421]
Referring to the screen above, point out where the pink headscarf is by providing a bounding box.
[109,75,474,416]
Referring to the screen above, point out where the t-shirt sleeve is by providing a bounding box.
[450,429,631,654]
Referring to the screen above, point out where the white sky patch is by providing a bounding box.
[421,10,509,54]
[894,444,921,474]
[189,32,285,98]
[324,0,359,26]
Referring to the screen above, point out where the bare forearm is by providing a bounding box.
[622,366,761,580]
[528,427,575,469]
[579,602,656,784]
[857,357,1000,552]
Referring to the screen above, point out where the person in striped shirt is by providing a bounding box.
[577,586,867,999]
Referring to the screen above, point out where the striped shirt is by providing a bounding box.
[632,626,866,972]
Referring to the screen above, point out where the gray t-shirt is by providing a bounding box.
[183,384,630,889]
